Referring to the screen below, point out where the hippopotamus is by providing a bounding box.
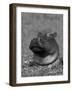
[29,32,59,66]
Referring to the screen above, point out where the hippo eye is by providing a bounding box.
[38,37,41,42]
[47,33,50,37]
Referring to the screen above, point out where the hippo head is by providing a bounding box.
[29,32,57,58]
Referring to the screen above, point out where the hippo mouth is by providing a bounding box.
[29,38,50,57]
[30,45,43,52]
[30,45,49,58]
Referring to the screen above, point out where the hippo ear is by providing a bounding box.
[50,32,57,38]
[52,32,57,37]
[37,32,42,37]
[47,32,57,38]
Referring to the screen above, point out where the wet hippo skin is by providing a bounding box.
[29,32,59,65]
